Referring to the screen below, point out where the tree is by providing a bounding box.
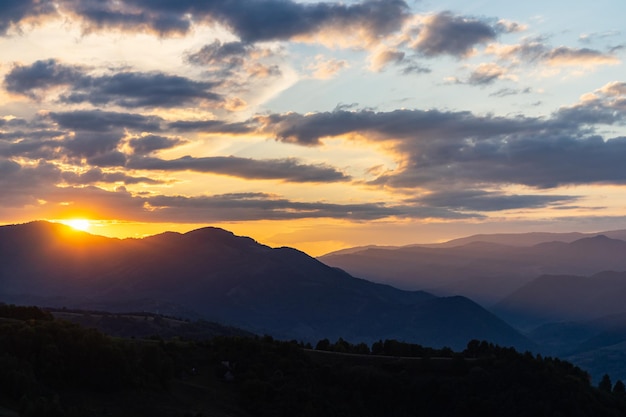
[315,338,330,351]
[599,374,612,392]
[614,380,626,395]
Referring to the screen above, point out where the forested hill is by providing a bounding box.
[2,305,626,417]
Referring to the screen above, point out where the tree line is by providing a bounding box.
[2,303,626,417]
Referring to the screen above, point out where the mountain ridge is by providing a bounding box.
[0,221,531,350]
[319,234,626,304]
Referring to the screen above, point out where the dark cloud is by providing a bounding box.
[63,0,192,36]
[185,40,250,70]
[401,62,431,75]
[494,39,618,67]
[212,0,409,43]
[44,110,163,165]
[63,132,124,159]
[0,0,56,35]
[127,155,350,183]
[61,167,163,185]
[56,0,409,42]
[61,71,222,108]
[0,158,21,176]
[86,150,128,167]
[4,59,222,108]
[167,119,254,134]
[128,134,187,154]
[413,12,496,57]
[0,111,164,164]
[49,110,163,132]
[489,87,532,97]
[0,117,27,129]
[410,190,579,212]
[4,59,83,98]
[258,107,626,189]
[259,108,529,145]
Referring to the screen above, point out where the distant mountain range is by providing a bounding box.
[320,233,626,305]
[494,270,626,327]
[0,221,531,350]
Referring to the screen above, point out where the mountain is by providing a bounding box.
[494,271,626,329]
[0,221,531,350]
[319,235,626,305]
[413,229,626,248]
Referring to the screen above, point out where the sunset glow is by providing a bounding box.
[61,219,91,233]
[1,1,625,254]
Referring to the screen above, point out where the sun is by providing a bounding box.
[63,219,91,232]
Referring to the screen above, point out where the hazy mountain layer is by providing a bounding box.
[495,271,626,328]
[320,235,626,305]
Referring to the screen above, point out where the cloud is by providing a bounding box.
[488,40,619,68]
[127,134,187,155]
[257,107,626,189]
[197,0,410,44]
[579,30,621,44]
[410,12,497,57]
[31,110,165,165]
[167,119,254,134]
[127,155,350,183]
[61,168,163,185]
[257,108,504,145]
[308,56,349,79]
[0,0,57,35]
[555,81,626,125]
[494,19,526,34]
[4,59,222,108]
[400,61,431,75]
[54,0,409,45]
[544,46,619,67]
[186,40,251,69]
[4,59,84,99]
[489,87,531,97]
[447,63,511,86]
[63,131,126,161]
[410,190,578,212]
[62,0,193,36]
[466,63,509,85]
[185,40,281,80]
[370,49,405,72]
[49,109,163,132]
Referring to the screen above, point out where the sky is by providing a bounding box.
[1,0,626,255]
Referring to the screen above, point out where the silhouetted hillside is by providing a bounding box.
[1,306,625,417]
[0,221,530,350]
